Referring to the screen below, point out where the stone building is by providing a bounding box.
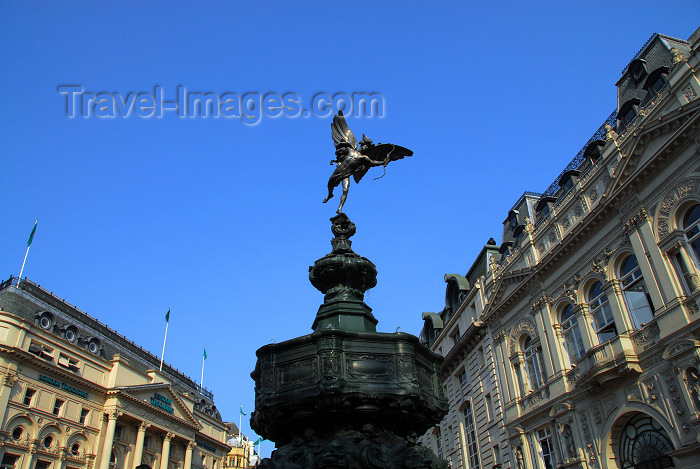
[420,27,700,469]
[419,239,512,469]
[0,278,230,469]
[482,29,700,469]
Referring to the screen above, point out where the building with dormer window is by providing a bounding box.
[420,26,700,469]
[0,277,230,469]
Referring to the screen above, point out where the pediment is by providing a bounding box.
[609,105,699,196]
[114,384,200,428]
[661,338,700,360]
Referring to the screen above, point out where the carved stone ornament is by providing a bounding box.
[683,85,698,102]
[656,178,698,238]
[603,123,617,141]
[3,372,18,387]
[508,317,538,356]
[258,426,449,469]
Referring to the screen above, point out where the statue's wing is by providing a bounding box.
[331,111,357,149]
[362,143,413,164]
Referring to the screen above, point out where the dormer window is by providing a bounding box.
[628,58,648,85]
[583,140,605,165]
[508,211,519,228]
[617,99,641,128]
[644,66,670,94]
[500,241,513,259]
[535,196,556,222]
[558,170,580,193]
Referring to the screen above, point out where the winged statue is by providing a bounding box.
[323,111,413,214]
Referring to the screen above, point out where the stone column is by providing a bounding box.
[159,433,173,469]
[574,304,596,350]
[184,442,195,469]
[605,280,635,334]
[132,423,150,468]
[533,306,557,379]
[22,440,38,469]
[677,242,700,291]
[99,411,121,469]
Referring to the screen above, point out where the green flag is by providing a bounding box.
[203,348,207,360]
[240,405,247,416]
[253,437,263,445]
[27,220,38,247]
[165,308,170,323]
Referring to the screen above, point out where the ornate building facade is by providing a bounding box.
[419,240,512,469]
[0,278,230,469]
[421,27,700,469]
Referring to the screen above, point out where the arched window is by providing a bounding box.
[588,281,617,343]
[684,204,700,267]
[560,304,585,361]
[618,414,674,469]
[620,255,654,329]
[522,336,545,390]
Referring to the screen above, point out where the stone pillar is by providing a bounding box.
[22,440,38,469]
[677,242,700,291]
[574,304,597,351]
[533,305,557,379]
[132,423,150,469]
[159,433,173,469]
[605,280,635,334]
[99,411,121,469]
[184,442,195,469]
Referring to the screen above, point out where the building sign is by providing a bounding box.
[39,375,88,398]
[151,393,174,414]
[195,439,216,453]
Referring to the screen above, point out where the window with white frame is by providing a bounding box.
[537,428,556,469]
[683,204,700,267]
[434,427,443,460]
[620,255,654,328]
[588,281,617,343]
[463,402,480,469]
[522,335,545,390]
[560,304,585,361]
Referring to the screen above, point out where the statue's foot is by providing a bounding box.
[323,194,333,203]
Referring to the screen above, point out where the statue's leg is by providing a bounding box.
[337,178,350,214]
[323,180,335,203]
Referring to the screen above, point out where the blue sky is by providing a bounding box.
[1,0,698,456]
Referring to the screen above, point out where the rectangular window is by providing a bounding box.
[35,461,51,469]
[477,346,485,368]
[28,341,54,361]
[452,328,461,345]
[79,408,89,425]
[435,427,443,460]
[485,393,493,422]
[1,454,19,469]
[537,428,556,469]
[493,444,501,468]
[57,354,80,372]
[114,425,123,440]
[23,388,36,406]
[463,402,480,469]
[144,436,151,449]
[457,368,468,386]
[52,399,64,416]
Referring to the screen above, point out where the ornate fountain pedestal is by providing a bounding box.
[251,214,448,468]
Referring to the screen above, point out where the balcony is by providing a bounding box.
[570,337,641,389]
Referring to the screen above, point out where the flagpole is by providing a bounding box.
[18,219,38,285]
[18,246,31,284]
[160,307,170,371]
[200,349,206,392]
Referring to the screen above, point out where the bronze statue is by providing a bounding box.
[323,111,412,213]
